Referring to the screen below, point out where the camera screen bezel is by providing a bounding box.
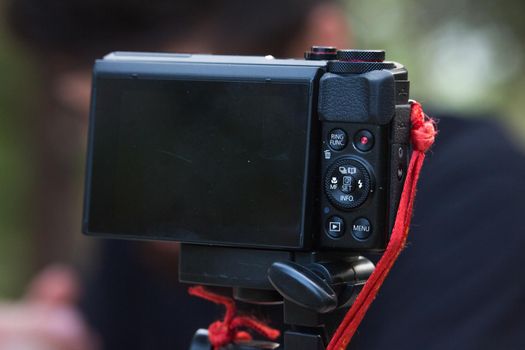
[83,60,323,250]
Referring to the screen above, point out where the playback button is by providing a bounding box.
[326,216,345,238]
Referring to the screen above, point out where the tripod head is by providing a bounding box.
[182,244,374,350]
[268,258,373,314]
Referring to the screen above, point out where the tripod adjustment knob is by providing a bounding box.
[268,261,337,314]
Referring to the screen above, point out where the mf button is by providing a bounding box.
[326,216,345,238]
[328,129,347,151]
[351,217,372,240]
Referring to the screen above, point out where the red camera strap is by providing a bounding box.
[326,100,437,350]
[189,101,436,350]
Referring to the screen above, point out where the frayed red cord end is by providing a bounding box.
[410,100,437,153]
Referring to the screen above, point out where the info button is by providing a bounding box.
[326,216,345,238]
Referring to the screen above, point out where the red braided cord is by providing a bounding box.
[326,100,437,350]
[188,286,280,350]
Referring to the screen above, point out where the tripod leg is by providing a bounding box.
[284,331,325,350]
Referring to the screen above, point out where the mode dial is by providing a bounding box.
[336,49,385,62]
[327,49,395,74]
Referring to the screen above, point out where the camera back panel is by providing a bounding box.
[83,51,409,252]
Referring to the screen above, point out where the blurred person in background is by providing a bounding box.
[1,0,525,349]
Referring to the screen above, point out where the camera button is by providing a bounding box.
[351,218,372,240]
[354,130,374,152]
[328,129,347,151]
[326,216,345,238]
[397,166,404,180]
[341,175,355,193]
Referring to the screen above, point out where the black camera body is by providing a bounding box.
[83,47,410,291]
[83,46,411,349]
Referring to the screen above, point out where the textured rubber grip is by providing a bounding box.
[318,70,396,125]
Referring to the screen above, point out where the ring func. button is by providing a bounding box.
[353,130,374,152]
[326,216,345,238]
[328,129,347,151]
[351,217,372,240]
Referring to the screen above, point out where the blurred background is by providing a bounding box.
[0,0,524,298]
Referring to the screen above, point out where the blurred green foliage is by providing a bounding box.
[347,0,525,139]
[0,24,36,297]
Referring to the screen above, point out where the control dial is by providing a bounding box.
[325,158,372,210]
[304,46,338,60]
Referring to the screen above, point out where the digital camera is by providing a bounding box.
[83,46,410,253]
[83,47,410,293]
[83,46,412,348]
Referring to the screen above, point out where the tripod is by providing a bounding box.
[187,256,374,350]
